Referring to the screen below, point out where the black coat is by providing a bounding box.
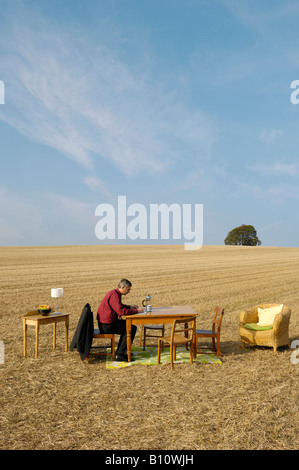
[70,303,94,361]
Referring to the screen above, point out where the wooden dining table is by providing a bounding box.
[123,306,197,362]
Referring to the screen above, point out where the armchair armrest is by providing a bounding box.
[273,309,291,333]
[240,308,258,324]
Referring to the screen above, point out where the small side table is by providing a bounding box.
[23,311,70,358]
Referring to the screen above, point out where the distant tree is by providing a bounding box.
[224,224,261,246]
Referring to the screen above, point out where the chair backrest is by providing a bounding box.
[212,306,224,332]
[170,316,197,342]
[70,303,94,360]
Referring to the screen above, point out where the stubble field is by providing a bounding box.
[0,244,299,450]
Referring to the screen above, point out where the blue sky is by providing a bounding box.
[1,0,299,247]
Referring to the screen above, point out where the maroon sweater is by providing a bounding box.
[97,288,138,324]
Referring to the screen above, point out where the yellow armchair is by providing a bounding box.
[240,303,291,352]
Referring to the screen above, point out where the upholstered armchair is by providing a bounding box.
[240,303,291,352]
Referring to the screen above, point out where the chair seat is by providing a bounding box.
[195,329,214,335]
[140,323,165,350]
[87,329,115,361]
[93,328,114,338]
[160,334,191,345]
[144,325,164,330]
[157,316,196,369]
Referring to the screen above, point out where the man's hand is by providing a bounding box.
[130,305,143,313]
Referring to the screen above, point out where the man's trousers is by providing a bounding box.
[98,319,137,357]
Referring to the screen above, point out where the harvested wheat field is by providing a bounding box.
[1,244,299,451]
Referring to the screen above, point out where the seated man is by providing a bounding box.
[97,278,143,362]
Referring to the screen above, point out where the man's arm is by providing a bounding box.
[109,291,139,316]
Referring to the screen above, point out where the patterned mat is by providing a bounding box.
[106,345,222,369]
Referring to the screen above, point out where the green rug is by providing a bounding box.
[106,346,222,369]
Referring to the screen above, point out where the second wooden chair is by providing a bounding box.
[194,306,224,357]
[140,324,165,350]
[157,316,197,369]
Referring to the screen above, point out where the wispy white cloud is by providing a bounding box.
[42,192,93,223]
[248,161,299,177]
[175,164,227,192]
[264,183,299,204]
[213,0,299,83]
[0,183,98,246]
[258,129,283,144]
[83,175,114,201]
[0,6,214,181]
[0,184,43,245]
[216,0,295,37]
[238,180,299,204]
[191,45,257,86]
[258,220,283,235]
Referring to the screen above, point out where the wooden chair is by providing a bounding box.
[70,303,115,362]
[194,306,224,357]
[139,324,165,350]
[86,329,115,362]
[157,316,196,369]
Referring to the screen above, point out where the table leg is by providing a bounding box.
[53,322,56,351]
[35,322,39,359]
[65,316,69,352]
[23,319,27,358]
[126,319,132,362]
[185,322,188,350]
[139,325,144,346]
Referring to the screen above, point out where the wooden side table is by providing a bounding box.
[23,311,70,358]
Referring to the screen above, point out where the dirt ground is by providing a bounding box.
[0,244,299,450]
